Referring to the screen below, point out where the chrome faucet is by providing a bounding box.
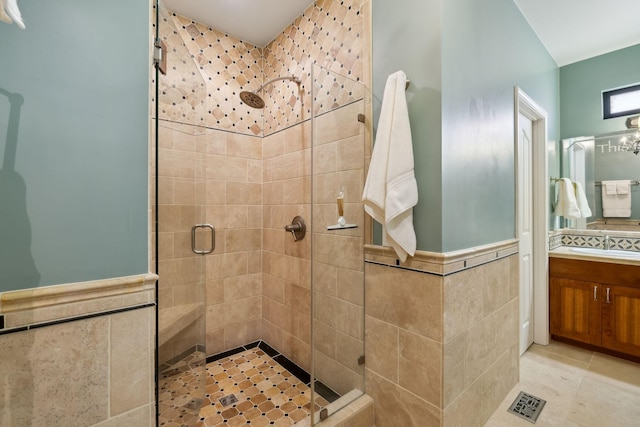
[603,234,611,250]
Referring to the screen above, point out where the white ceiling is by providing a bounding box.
[162,0,315,47]
[162,0,640,65]
[513,0,640,66]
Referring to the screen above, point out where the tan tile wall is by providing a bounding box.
[203,127,264,355]
[0,273,156,426]
[160,0,371,368]
[155,120,207,363]
[171,15,264,136]
[157,12,265,358]
[316,394,374,427]
[312,100,366,395]
[364,244,519,427]
[155,8,207,128]
[0,306,155,427]
[161,0,368,138]
[263,0,367,135]
[261,121,313,370]
[261,0,370,383]
[442,255,519,427]
[364,263,443,427]
[154,5,210,364]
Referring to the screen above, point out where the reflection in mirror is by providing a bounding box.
[560,137,595,229]
[561,129,640,231]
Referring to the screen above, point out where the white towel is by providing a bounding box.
[573,181,592,218]
[602,180,631,217]
[617,181,630,195]
[362,70,417,262]
[0,0,11,24]
[554,178,580,219]
[0,0,25,29]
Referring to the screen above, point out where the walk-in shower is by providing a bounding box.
[154,1,368,425]
[239,75,301,109]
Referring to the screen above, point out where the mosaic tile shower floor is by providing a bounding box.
[159,346,330,426]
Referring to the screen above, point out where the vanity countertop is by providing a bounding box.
[549,246,640,266]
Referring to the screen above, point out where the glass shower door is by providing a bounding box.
[311,64,367,421]
[153,1,207,425]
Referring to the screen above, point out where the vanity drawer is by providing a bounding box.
[549,257,640,288]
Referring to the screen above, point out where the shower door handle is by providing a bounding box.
[191,224,215,255]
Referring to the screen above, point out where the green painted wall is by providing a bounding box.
[0,0,150,291]
[372,0,443,250]
[560,44,640,139]
[441,0,559,251]
[373,0,559,252]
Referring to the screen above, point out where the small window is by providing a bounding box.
[603,83,640,119]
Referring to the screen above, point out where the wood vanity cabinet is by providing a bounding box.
[549,257,640,358]
[601,285,640,356]
[550,277,602,346]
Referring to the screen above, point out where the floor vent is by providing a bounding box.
[507,391,546,423]
[218,394,238,407]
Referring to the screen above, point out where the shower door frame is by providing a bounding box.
[153,1,208,425]
[310,63,368,423]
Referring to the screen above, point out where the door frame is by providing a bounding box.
[515,87,550,347]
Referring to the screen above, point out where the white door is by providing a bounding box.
[518,113,534,355]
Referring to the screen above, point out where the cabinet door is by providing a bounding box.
[550,277,602,346]
[602,285,640,357]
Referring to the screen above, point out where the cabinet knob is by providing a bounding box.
[594,285,598,302]
[606,287,611,304]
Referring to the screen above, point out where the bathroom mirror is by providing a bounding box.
[561,129,640,230]
[555,41,640,232]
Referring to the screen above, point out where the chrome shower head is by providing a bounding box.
[239,75,301,109]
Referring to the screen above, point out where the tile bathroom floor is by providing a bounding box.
[158,350,207,426]
[485,341,640,427]
[159,346,329,427]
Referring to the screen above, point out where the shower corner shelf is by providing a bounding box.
[327,224,358,230]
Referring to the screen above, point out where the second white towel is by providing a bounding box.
[554,178,580,219]
[602,180,631,217]
[574,181,592,218]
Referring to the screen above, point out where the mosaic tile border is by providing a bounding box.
[364,239,519,276]
[549,230,640,252]
[549,234,563,250]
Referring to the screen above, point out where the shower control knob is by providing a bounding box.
[284,216,306,241]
